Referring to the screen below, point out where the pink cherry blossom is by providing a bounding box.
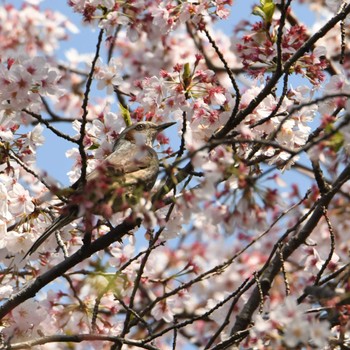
[8,182,34,216]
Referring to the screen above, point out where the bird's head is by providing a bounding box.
[113,121,176,151]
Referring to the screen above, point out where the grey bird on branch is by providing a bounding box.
[23,121,176,259]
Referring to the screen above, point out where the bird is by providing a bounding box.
[23,120,176,258]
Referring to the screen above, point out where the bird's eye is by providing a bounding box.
[135,124,145,131]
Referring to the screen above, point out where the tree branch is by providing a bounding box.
[0,219,137,320]
[9,333,159,350]
[215,3,350,138]
[229,162,350,339]
[78,28,104,186]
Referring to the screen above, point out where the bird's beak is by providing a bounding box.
[157,121,176,131]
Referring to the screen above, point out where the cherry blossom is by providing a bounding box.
[8,182,35,216]
[94,57,123,94]
[235,20,328,85]
[151,298,175,323]
[0,3,77,57]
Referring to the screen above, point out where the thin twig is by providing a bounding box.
[314,207,336,285]
[78,28,104,186]
[23,109,78,144]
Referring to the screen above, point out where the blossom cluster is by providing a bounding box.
[250,296,331,348]
[132,62,317,173]
[0,3,78,57]
[69,0,232,38]
[0,56,61,115]
[235,21,328,85]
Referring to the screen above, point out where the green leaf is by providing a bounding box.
[328,131,344,152]
[182,62,191,80]
[263,0,275,24]
[119,103,132,127]
[252,0,275,25]
[182,62,192,90]
[252,5,265,20]
[88,143,100,151]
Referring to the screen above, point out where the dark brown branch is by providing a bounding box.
[275,0,293,74]
[176,111,187,158]
[215,3,350,138]
[41,97,66,121]
[314,207,336,284]
[229,162,350,339]
[185,23,243,75]
[251,93,350,130]
[117,236,158,346]
[107,25,121,63]
[8,150,65,198]
[138,191,310,332]
[143,278,250,346]
[23,109,78,144]
[282,4,340,76]
[0,219,138,320]
[78,28,104,186]
[9,333,159,350]
[58,64,89,77]
[203,279,251,349]
[201,27,241,106]
[119,211,175,344]
[311,160,331,195]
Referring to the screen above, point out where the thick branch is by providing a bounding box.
[0,219,137,320]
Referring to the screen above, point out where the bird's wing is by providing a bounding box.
[23,208,78,259]
[86,148,158,185]
[23,149,159,258]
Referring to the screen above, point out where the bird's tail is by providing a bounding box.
[23,211,76,259]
